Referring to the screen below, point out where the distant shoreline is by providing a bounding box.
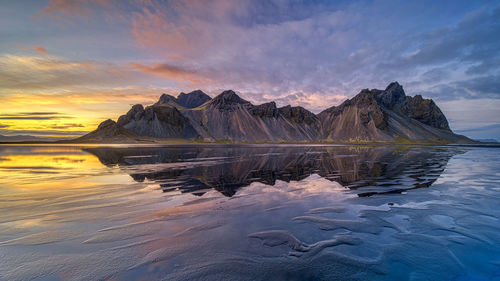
[1,140,499,148]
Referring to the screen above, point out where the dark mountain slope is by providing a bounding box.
[116,103,199,139]
[373,82,450,131]
[78,82,473,144]
[318,82,471,143]
[74,119,141,143]
[180,90,321,142]
[155,90,212,108]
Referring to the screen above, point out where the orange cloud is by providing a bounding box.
[0,88,171,137]
[129,62,208,84]
[0,54,139,90]
[16,45,30,52]
[34,46,49,55]
[38,0,91,18]
[37,0,112,20]
[131,6,190,55]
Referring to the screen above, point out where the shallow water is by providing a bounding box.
[0,144,499,281]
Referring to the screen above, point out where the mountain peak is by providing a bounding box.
[178,90,205,98]
[156,93,178,106]
[155,90,211,108]
[250,101,278,117]
[177,90,211,108]
[97,119,117,130]
[218,90,238,98]
[385,81,402,91]
[79,83,472,144]
[209,90,250,111]
[76,119,140,143]
[213,90,249,104]
[375,81,406,107]
[278,105,318,125]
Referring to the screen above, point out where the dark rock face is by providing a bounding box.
[155,90,211,108]
[278,105,319,125]
[400,95,450,131]
[117,104,199,139]
[84,146,460,198]
[208,90,252,111]
[319,82,467,142]
[97,119,116,130]
[318,90,391,142]
[373,82,450,131]
[80,82,472,144]
[75,119,140,143]
[182,91,320,142]
[375,82,407,107]
[250,102,278,118]
[155,94,178,107]
[117,104,144,126]
[176,90,212,108]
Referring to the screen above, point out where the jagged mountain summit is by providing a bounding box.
[75,119,141,143]
[179,90,321,142]
[155,90,212,108]
[318,82,468,143]
[77,82,473,144]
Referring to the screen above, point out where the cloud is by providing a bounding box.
[0,54,142,90]
[15,112,61,115]
[37,0,112,19]
[0,112,73,120]
[33,0,500,106]
[3,0,490,140]
[34,46,49,55]
[455,123,500,141]
[0,129,88,136]
[124,1,500,105]
[455,75,500,98]
[456,123,500,133]
[0,53,214,93]
[49,123,85,129]
[129,62,209,84]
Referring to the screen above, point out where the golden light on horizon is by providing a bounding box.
[0,89,163,137]
[0,149,104,190]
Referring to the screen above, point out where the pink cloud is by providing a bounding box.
[34,46,49,55]
[36,0,112,20]
[129,62,208,85]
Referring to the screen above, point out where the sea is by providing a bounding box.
[0,144,499,280]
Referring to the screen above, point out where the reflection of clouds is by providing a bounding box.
[240,174,347,200]
[1,145,496,280]
[83,145,459,198]
[0,146,111,190]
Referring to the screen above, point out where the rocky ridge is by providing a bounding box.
[78,82,473,144]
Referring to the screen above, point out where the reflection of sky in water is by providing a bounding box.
[0,145,499,280]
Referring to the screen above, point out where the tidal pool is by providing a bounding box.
[0,144,499,280]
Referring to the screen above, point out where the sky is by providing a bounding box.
[0,0,499,140]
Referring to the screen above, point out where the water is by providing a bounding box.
[0,144,499,281]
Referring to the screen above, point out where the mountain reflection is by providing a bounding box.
[84,145,462,197]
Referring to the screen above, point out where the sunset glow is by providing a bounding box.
[1,0,499,139]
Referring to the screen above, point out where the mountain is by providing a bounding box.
[116,103,199,139]
[318,82,471,143]
[455,124,500,141]
[0,134,57,142]
[84,145,460,197]
[73,119,142,143]
[155,90,212,108]
[475,139,498,143]
[179,90,320,142]
[77,82,473,144]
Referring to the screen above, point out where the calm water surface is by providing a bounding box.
[0,144,499,280]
